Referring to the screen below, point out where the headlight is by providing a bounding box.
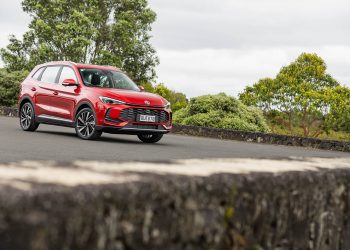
[165,102,171,109]
[99,96,126,105]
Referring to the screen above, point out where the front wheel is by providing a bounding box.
[20,102,39,131]
[137,134,164,143]
[75,108,102,140]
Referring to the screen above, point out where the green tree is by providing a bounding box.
[0,69,29,107]
[327,85,350,132]
[1,0,158,83]
[153,84,188,112]
[239,53,341,137]
[174,93,270,132]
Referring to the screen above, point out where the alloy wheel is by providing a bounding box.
[76,110,96,138]
[20,104,33,130]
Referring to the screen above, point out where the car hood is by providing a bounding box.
[96,88,168,107]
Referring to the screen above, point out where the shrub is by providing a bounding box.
[0,69,28,107]
[141,82,188,112]
[173,93,270,133]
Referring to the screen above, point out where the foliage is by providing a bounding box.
[153,84,188,112]
[0,0,158,83]
[326,85,350,132]
[0,69,29,107]
[239,53,348,137]
[142,83,188,112]
[174,93,270,132]
[272,126,350,141]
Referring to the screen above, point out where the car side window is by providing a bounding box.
[32,67,45,80]
[40,66,61,84]
[58,66,78,84]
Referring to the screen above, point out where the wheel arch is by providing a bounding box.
[19,97,35,114]
[74,101,95,119]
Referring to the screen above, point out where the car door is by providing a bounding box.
[54,66,81,121]
[35,66,62,118]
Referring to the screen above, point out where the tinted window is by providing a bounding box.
[58,66,77,84]
[40,66,61,83]
[79,68,139,91]
[32,67,44,80]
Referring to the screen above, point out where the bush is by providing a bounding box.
[0,69,28,107]
[173,93,270,133]
[141,82,188,112]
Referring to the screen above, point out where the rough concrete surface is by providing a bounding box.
[1,158,350,250]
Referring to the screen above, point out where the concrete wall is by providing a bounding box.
[1,159,350,250]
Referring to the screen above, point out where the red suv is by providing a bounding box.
[18,61,172,143]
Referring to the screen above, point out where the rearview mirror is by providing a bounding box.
[138,85,145,92]
[62,79,79,87]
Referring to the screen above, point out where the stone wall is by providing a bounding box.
[172,124,350,152]
[1,159,350,250]
[0,106,18,117]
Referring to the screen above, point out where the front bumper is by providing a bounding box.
[95,103,172,135]
[96,124,171,135]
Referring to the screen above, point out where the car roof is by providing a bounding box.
[38,61,122,71]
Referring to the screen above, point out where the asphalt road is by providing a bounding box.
[0,116,349,163]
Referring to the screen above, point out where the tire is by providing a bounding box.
[19,102,39,132]
[75,108,102,140]
[137,133,164,143]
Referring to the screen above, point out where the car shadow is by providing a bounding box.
[36,130,77,138]
[35,130,167,146]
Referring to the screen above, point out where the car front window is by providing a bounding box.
[79,68,140,91]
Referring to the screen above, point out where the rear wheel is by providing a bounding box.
[137,134,164,143]
[75,108,102,140]
[19,102,39,131]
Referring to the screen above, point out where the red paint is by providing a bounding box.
[19,61,172,133]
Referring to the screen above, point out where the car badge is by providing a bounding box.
[144,100,151,105]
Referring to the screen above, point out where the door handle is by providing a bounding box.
[31,87,36,91]
[53,91,58,96]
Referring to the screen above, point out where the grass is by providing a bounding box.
[271,126,350,141]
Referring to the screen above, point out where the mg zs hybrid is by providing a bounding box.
[18,61,172,143]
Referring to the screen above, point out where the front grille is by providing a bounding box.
[120,108,169,123]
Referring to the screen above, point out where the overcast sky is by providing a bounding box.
[0,0,349,97]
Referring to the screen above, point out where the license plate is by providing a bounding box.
[138,115,156,123]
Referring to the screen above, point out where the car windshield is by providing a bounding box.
[79,68,140,91]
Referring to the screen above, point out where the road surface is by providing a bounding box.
[0,117,349,163]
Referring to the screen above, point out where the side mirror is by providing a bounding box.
[138,85,145,92]
[62,79,79,87]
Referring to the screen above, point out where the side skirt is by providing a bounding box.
[36,115,74,128]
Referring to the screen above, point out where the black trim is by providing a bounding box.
[36,115,74,127]
[55,66,64,83]
[96,125,170,135]
[19,97,35,116]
